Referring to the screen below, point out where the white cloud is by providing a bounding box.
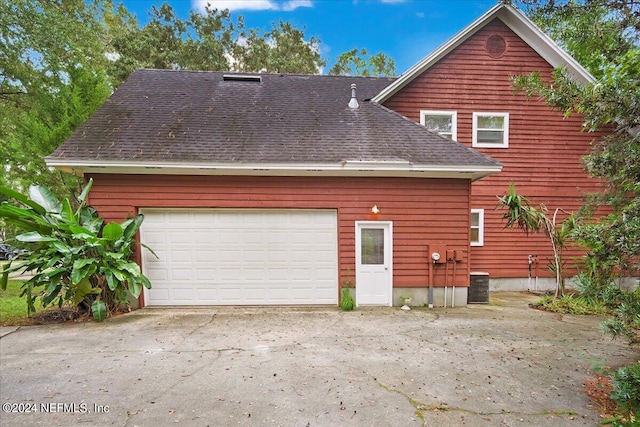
[193,0,312,12]
[193,0,277,12]
[415,11,424,18]
[281,0,313,11]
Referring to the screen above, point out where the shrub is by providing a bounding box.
[0,180,155,321]
[576,272,625,307]
[600,287,640,344]
[531,293,610,315]
[610,362,640,425]
[340,287,355,311]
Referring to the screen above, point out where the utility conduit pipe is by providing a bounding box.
[444,259,449,307]
[428,254,435,309]
[452,253,457,308]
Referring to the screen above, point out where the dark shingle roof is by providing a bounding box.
[47,69,500,172]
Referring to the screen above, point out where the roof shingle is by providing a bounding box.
[47,69,500,171]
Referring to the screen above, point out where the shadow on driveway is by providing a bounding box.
[1,292,637,426]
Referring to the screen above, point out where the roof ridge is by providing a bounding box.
[133,68,396,81]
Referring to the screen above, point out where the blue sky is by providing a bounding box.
[121,0,500,74]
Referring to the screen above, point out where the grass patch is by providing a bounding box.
[530,294,612,315]
[0,279,42,325]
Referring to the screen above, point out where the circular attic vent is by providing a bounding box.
[486,34,506,58]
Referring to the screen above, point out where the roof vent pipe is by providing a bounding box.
[348,83,359,109]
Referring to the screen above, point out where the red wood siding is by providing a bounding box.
[384,19,608,278]
[87,174,473,291]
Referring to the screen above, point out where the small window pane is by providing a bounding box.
[471,209,484,246]
[423,115,452,134]
[471,212,480,227]
[477,130,504,144]
[478,115,504,129]
[361,228,384,265]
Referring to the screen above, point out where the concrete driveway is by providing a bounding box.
[1,292,637,427]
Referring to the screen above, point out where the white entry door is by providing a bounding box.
[355,221,393,306]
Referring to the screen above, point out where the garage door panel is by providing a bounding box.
[171,269,192,281]
[194,231,216,243]
[172,289,195,301]
[143,231,166,244]
[151,288,170,302]
[141,209,338,306]
[196,289,218,301]
[170,251,192,262]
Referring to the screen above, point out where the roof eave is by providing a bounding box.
[372,4,595,104]
[46,159,502,181]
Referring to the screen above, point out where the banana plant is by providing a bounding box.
[0,179,155,321]
[497,184,574,297]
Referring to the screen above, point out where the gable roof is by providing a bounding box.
[47,69,501,181]
[372,3,595,104]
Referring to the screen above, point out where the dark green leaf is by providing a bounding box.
[140,274,152,289]
[141,243,159,259]
[60,198,74,222]
[103,222,124,242]
[92,300,107,322]
[105,270,117,291]
[71,258,97,284]
[51,241,72,255]
[73,278,93,305]
[121,214,144,242]
[29,184,62,214]
[1,263,9,290]
[129,278,142,297]
[0,186,46,214]
[80,207,103,232]
[77,178,93,206]
[16,231,57,242]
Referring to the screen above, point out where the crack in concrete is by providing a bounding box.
[0,326,21,339]
[375,379,582,424]
[179,313,218,342]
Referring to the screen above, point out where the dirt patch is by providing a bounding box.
[583,373,617,418]
[1,306,132,326]
[31,308,86,323]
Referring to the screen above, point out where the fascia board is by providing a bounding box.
[372,4,594,104]
[46,159,501,180]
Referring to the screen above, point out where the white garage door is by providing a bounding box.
[139,209,338,306]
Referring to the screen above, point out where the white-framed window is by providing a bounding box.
[471,209,484,246]
[472,112,509,148]
[420,110,457,140]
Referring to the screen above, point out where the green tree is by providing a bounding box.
[234,21,325,74]
[1,0,114,197]
[328,48,396,77]
[522,0,639,80]
[106,3,326,84]
[515,0,640,280]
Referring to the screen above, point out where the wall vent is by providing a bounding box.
[223,74,262,83]
[485,35,506,58]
